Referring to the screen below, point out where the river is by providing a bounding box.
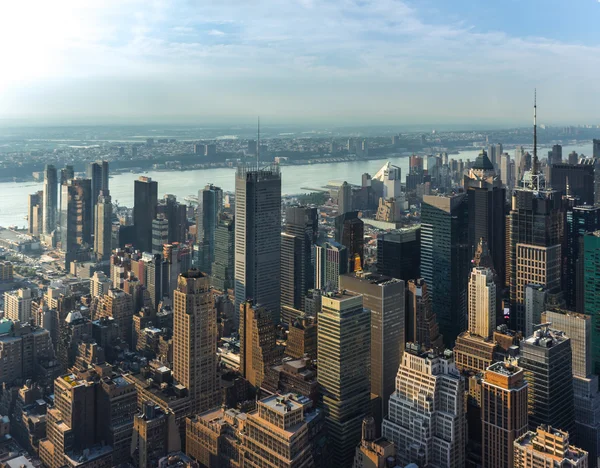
[0,143,592,229]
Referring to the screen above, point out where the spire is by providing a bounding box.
[566,176,570,197]
[257,116,260,170]
[532,89,539,178]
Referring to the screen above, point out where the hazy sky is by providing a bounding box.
[1,0,599,126]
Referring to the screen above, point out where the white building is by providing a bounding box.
[468,267,496,339]
[4,288,32,323]
[373,162,402,199]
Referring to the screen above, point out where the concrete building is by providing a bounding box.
[172,269,219,415]
[353,417,395,468]
[28,191,43,237]
[406,279,443,352]
[60,178,93,270]
[43,164,58,235]
[468,267,496,339]
[90,271,111,298]
[314,241,348,291]
[482,361,529,468]
[131,401,180,468]
[92,288,134,347]
[375,227,421,282]
[514,425,588,468]
[318,292,371,466]
[285,315,317,360]
[133,176,158,253]
[152,216,170,255]
[210,216,234,293]
[94,191,112,261]
[196,184,223,274]
[4,288,32,323]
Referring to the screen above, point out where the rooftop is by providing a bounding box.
[487,361,521,376]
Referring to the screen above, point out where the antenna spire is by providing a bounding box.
[533,89,538,174]
[257,116,260,170]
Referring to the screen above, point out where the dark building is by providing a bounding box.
[211,216,234,293]
[134,177,158,253]
[376,227,421,282]
[565,206,600,310]
[550,163,595,206]
[463,150,506,283]
[60,178,92,270]
[157,194,187,244]
[43,164,58,235]
[87,161,109,232]
[281,232,302,312]
[421,194,470,347]
[334,211,364,272]
[234,165,282,323]
[406,278,443,352]
[548,144,563,165]
[593,139,600,158]
[196,184,223,273]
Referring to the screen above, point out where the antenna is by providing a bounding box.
[257,116,260,170]
[533,89,538,174]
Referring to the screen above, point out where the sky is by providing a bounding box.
[0,0,599,126]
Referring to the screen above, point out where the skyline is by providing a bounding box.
[1,0,600,125]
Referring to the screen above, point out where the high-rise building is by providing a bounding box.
[90,271,111,298]
[382,346,466,468]
[60,178,92,269]
[87,161,109,232]
[468,267,496,339]
[314,241,348,291]
[196,184,223,273]
[234,165,282,322]
[565,206,600,310]
[239,301,281,389]
[481,361,529,468]
[152,216,170,255]
[593,139,600,159]
[520,325,574,434]
[373,162,402,199]
[353,417,396,468]
[156,194,187,245]
[334,211,364,272]
[338,181,353,215]
[464,150,506,284]
[93,288,134,347]
[4,288,32,323]
[375,227,420,282]
[43,164,58,235]
[421,194,470,347]
[406,278,443,351]
[550,163,595,205]
[514,425,588,468]
[172,269,219,415]
[285,315,317,360]
[131,402,179,468]
[134,177,159,253]
[524,284,547,338]
[500,152,513,187]
[549,144,563,165]
[340,272,405,420]
[94,191,113,261]
[210,216,234,292]
[317,292,370,466]
[28,191,43,236]
[584,232,600,375]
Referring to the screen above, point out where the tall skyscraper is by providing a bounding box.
[60,178,92,269]
[464,150,506,284]
[334,211,364,272]
[172,269,219,415]
[94,191,112,261]
[467,267,496,338]
[406,278,443,351]
[373,161,402,199]
[93,288,134,347]
[313,241,348,291]
[481,361,529,468]
[281,206,318,312]
[28,191,43,236]
[500,152,512,187]
[134,176,158,253]
[421,193,470,347]
[151,216,169,255]
[317,292,370,466]
[524,284,547,338]
[514,426,588,468]
[211,216,234,292]
[549,144,563,165]
[520,325,574,435]
[550,163,595,205]
[593,139,600,159]
[340,272,405,420]
[584,231,600,375]
[196,184,223,273]
[87,160,109,232]
[382,346,466,468]
[234,165,282,322]
[375,227,420,282]
[338,181,352,215]
[42,164,58,235]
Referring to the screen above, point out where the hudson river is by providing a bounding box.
[0,143,592,229]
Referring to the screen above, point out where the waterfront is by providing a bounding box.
[0,143,592,229]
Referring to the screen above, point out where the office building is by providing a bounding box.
[464,150,506,284]
[281,232,303,311]
[196,184,223,273]
[421,194,470,347]
[131,402,180,468]
[520,325,574,434]
[375,227,420,282]
[383,346,466,468]
[28,191,43,236]
[314,241,348,291]
[481,361,528,468]
[4,288,32,323]
[340,272,405,419]
[285,315,317,360]
[94,191,113,261]
[550,163,595,205]
[317,292,370,466]
[584,232,600,375]
[353,417,395,468]
[60,178,92,269]
[406,278,443,352]
[134,176,159,253]
[524,284,547,338]
[338,181,353,215]
[373,161,402,199]
[234,165,282,322]
[87,161,109,231]
[93,288,134,347]
[152,216,170,255]
[211,216,234,292]
[500,152,512,187]
[239,301,281,389]
[157,194,188,244]
[334,211,364,272]
[43,164,58,235]
[514,426,588,468]
[468,267,496,339]
[172,269,219,415]
[549,144,563,165]
[0,261,14,282]
[564,206,600,310]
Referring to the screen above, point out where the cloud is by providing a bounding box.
[207,29,226,36]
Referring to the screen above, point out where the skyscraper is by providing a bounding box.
[4,288,32,323]
[500,152,512,187]
[196,184,223,273]
[87,160,109,232]
[28,191,43,236]
[584,231,600,375]
[94,191,112,261]
[338,180,352,215]
[406,278,443,352]
[549,144,563,165]
[134,176,158,253]
[313,241,348,291]
[151,216,169,255]
[382,346,466,468]
[340,272,405,419]
[481,361,529,468]
[550,163,595,205]
[464,150,506,284]
[211,216,234,292]
[375,227,420,282]
[42,164,58,235]
[60,178,92,269]
[234,165,282,322]
[172,269,219,415]
[467,267,496,339]
[317,292,370,466]
[334,211,364,272]
[421,193,470,347]
[520,325,574,435]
